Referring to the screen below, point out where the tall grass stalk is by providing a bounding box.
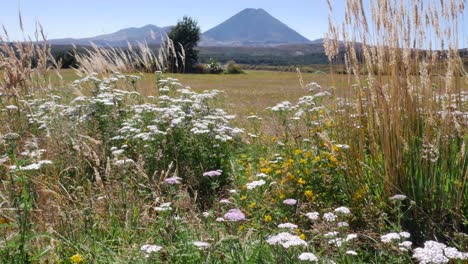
[326,0,467,240]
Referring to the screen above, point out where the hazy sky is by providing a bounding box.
[0,0,343,41]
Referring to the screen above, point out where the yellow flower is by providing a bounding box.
[313,156,321,162]
[305,151,312,159]
[240,195,247,201]
[264,215,272,222]
[329,155,338,164]
[70,254,85,264]
[299,233,306,240]
[294,149,303,155]
[261,167,272,174]
[271,136,277,142]
[249,202,256,208]
[299,159,307,165]
[239,225,245,231]
[275,169,282,175]
[279,193,286,199]
[333,145,340,153]
[304,190,313,198]
[297,178,306,185]
[287,173,295,181]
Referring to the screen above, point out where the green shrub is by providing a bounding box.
[226,61,244,74]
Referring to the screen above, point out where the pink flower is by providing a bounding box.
[203,169,223,177]
[223,209,245,221]
[283,199,297,205]
[164,176,182,184]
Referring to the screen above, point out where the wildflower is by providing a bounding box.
[140,244,162,257]
[329,238,343,247]
[193,241,211,249]
[338,222,349,227]
[256,173,268,178]
[278,223,298,229]
[305,212,320,221]
[266,232,308,248]
[202,211,211,218]
[413,240,468,264]
[399,241,413,250]
[294,149,303,155]
[389,194,407,201]
[219,199,231,204]
[164,176,182,184]
[346,234,358,241]
[297,178,306,185]
[70,253,85,263]
[2,133,20,141]
[229,189,237,194]
[299,233,306,240]
[154,202,172,212]
[399,231,411,239]
[334,206,351,215]
[346,250,358,256]
[283,199,297,206]
[246,179,266,190]
[380,232,401,243]
[304,190,314,199]
[264,215,272,222]
[249,202,256,208]
[216,217,225,222]
[324,231,339,238]
[240,195,247,200]
[323,212,337,222]
[5,105,18,110]
[203,169,222,177]
[298,252,318,262]
[224,209,245,222]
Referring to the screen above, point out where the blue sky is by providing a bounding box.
[0,0,343,41]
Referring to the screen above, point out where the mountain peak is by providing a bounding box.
[201,8,310,46]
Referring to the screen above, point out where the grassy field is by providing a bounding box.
[57,69,350,117]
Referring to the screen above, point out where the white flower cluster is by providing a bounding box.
[277,223,298,229]
[413,240,468,264]
[154,202,172,212]
[298,252,318,262]
[266,232,307,248]
[246,179,266,190]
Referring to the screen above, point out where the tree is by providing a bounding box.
[167,16,201,73]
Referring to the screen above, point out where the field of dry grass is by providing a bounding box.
[57,69,350,117]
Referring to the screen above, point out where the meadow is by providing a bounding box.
[0,0,467,263]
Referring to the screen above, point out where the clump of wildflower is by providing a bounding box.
[246,179,266,190]
[305,212,320,221]
[337,222,349,227]
[203,169,222,177]
[141,244,162,257]
[223,209,245,221]
[346,250,358,256]
[413,240,468,264]
[298,252,318,262]
[346,234,358,241]
[389,194,407,201]
[278,223,298,229]
[256,173,268,178]
[334,206,351,215]
[70,253,85,264]
[266,232,308,248]
[216,217,225,222]
[219,199,231,204]
[324,231,339,238]
[3,133,20,141]
[323,212,337,222]
[380,232,401,243]
[399,241,413,251]
[283,199,297,205]
[164,176,182,184]
[193,241,211,249]
[154,202,172,212]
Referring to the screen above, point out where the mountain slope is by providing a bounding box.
[49,24,171,46]
[201,8,311,46]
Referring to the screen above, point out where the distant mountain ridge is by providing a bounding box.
[49,24,172,46]
[49,8,313,47]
